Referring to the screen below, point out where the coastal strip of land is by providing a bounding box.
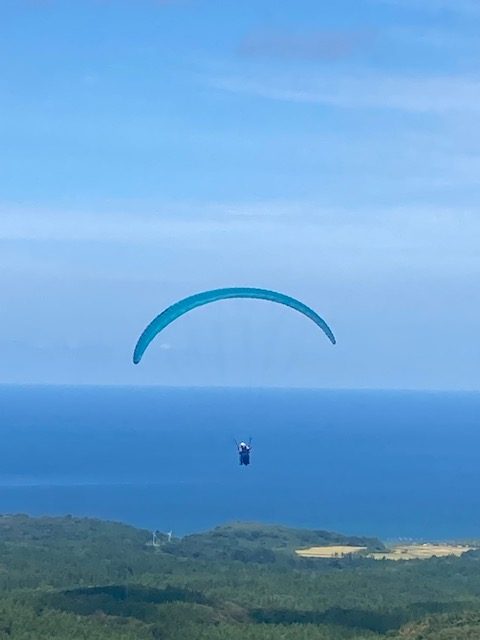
[295,545,367,558]
[296,543,476,560]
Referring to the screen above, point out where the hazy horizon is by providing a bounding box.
[2,383,480,394]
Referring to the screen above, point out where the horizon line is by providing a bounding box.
[0,383,478,394]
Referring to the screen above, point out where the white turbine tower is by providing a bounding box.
[152,530,172,546]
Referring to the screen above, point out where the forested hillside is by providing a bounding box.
[0,515,479,639]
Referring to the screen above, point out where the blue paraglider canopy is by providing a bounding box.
[133,287,336,364]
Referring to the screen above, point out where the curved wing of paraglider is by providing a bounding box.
[133,287,336,364]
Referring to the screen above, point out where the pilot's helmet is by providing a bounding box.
[240,442,246,448]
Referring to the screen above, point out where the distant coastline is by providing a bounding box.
[1,385,480,539]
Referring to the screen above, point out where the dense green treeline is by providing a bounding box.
[0,515,479,638]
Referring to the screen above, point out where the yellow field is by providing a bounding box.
[368,544,475,561]
[295,543,476,561]
[295,545,367,558]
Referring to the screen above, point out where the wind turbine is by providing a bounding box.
[152,530,172,546]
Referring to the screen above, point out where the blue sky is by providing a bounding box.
[1,0,480,388]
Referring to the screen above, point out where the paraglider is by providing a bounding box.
[236,439,252,466]
[133,287,336,364]
[133,287,336,469]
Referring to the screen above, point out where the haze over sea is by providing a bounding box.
[1,385,479,541]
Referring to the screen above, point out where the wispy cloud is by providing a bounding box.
[2,202,480,274]
[213,71,480,113]
[0,202,296,245]
[377,0,480,14]
[238,29,375,61]
[387,25,479,52]
[20,0,182,7]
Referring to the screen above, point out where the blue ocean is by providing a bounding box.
[1,385,479,541]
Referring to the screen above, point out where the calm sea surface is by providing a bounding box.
[0,385,479,540]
